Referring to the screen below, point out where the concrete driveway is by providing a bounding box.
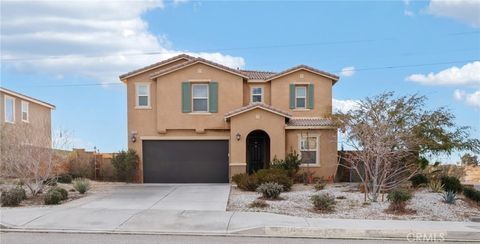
[78,184,231,211]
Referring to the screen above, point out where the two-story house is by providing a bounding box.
[0,87,55,147]
[120,54,339,183]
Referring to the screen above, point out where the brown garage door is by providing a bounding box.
[142,140,229,183]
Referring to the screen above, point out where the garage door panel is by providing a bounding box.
[143,140,229,183]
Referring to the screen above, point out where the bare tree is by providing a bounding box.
[0,118,70,196]
[336,92,480,202]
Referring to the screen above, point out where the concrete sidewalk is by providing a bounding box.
[1,207,480,241]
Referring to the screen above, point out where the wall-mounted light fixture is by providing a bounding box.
[131,130,138,143]
[235,133,241,141]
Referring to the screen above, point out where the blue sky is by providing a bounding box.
[1,0,479,162]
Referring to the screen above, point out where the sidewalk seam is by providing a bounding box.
[114,185,179,230]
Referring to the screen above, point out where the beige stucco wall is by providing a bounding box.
[270,70,333,117]
[0,91,52,148]
[286,129,338,179]
[229,108,286,168]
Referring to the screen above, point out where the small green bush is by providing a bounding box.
[409,174,429,188]
[428,180,444,193]
[112,149,139,182]
[73,178,91,194]
[387,188,412,212]
[232,173,259,191]
[48,187,68,200]
[314,182,326,191]
[255,169,293,191]
[249,199,269,208]
[1,187,26,206]
[57,174,73,184]
[256,182,283,199]
[311,193,335,212]
[44,190,63,205]
[43,178,57,186]
[463,187,480,203]
[387,188,412,203]
[442,191,457,204]
[270,151,301,177]
[440,176,463,193]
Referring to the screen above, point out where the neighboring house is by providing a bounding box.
[120,54,339,183]
[0,87,55,147]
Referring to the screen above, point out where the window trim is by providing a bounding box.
[4,95,15,123]
[135,82,151,109]
[298,134,320,166]
[191,83,209,113]
[21,101,29,123]
[250,86,264,103]
[295,86,307,109]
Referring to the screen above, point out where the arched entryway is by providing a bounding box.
[246,130,270,174]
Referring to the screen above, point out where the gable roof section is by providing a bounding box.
[119,54,194,81]
[239,70,277,80]
[0,87,55,109]
[150,57,249,79]
[224,103,292,120]
[265,65,339,83]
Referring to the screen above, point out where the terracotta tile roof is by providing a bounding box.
[150,57,249,79]
[119,54,194,80]
[225,103,292,119]
[287,117,335,127]
[239,70,277,80]
[265,64,339,82]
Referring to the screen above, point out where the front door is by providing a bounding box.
[246,130,270,174]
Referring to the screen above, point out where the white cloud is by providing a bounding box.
[0,0,245,84]
[406,61,480,86]
[426,0,480,27]
[333,99,360,113]
[404,10,415,17]
[340,66,355,77]
[453,89,480,108]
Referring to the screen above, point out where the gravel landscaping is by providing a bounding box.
[227,183,480,221]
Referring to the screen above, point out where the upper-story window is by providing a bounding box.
[192,84,209,112]
[4,96,14,123]
[135,83,150,108]
[299,135,319,165]
[295,86,307,109]
[251,87,263,103]
[21,101,29,122]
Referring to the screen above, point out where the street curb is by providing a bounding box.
[1,226,479,242]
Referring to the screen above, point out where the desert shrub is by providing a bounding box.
[270,151,301,177]
[43,177,57,186]
[111,149,139,182]
[428,180,444,193]
[56,173,73,184]
[442,191,457,204]
[44,190,62,205]
[73,178,91,194]
[256,182,283,199]
[1,186,26,206]
[314,182,326,191]
[249,199,269,208]
[255,169,293,191]
[311,193,335,212]
[386,188,412,212]
[232,173,259,191]
[409,174,429,188]
[440,176,463,193]
[48,187,68,200]
[463,187,480,203]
